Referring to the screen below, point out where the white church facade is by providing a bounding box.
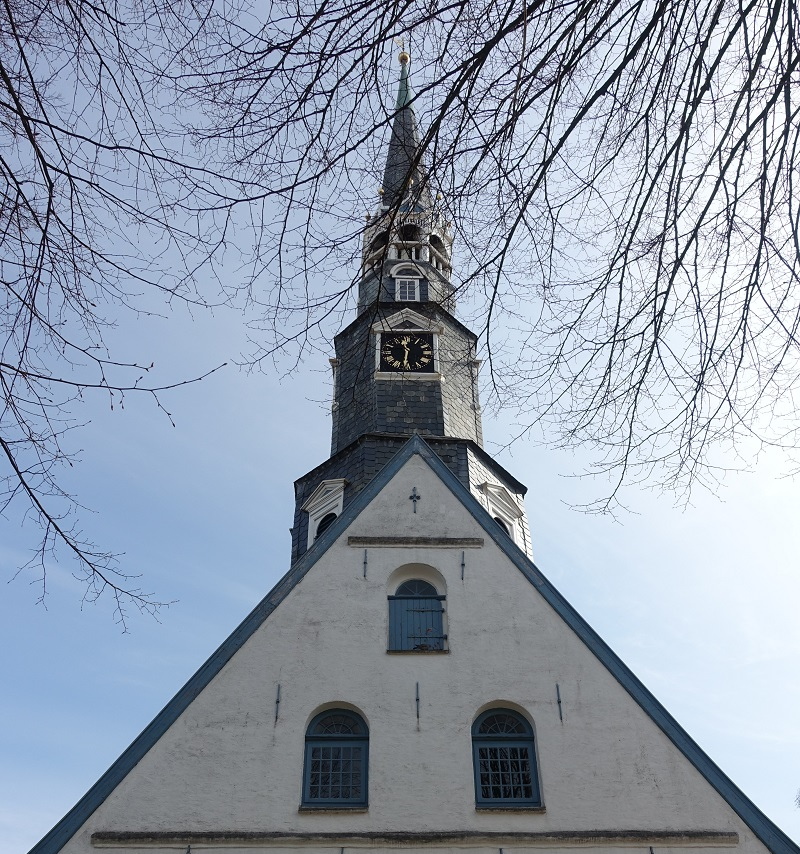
[30,54,800,854]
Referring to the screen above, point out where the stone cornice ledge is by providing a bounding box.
[347,536,483,548]
[91,830,740,848]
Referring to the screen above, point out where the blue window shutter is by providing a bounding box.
[388,590,446,651]
[388,598,404,650]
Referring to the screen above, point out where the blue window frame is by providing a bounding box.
[302,710,368,807]
[472,709,541,808]
[388,579,446,651]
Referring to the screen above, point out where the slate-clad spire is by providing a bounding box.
[359,52,454,312]
[381,51,434,212]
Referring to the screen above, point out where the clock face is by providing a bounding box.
[379,333,435,373]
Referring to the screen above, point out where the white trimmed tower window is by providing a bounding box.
[478,482,525,545]
[390,263,424,302]
[302,479,347,548]
[396,277,419,301]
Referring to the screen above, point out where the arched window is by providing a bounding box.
[429,234,446,255]
[303,710,368,807]
[388,579,446,651]
[369,231,389,255]
[399,223,420,242]
[472,709,541,808]
[315,512,337,540]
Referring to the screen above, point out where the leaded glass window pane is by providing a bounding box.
[477,745,534,800]
[308,745,363,800]
[304,710,368,807]
[312,713,365,736]
[396,579,438,597]
[472,709,540,807]
[478,713,528,735]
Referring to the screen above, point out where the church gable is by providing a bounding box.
[31,54,796,854]
[36,437,797,854]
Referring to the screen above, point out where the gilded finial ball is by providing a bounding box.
[398,50,410,65]
[378,187,384,196]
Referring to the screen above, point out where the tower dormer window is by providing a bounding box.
[477,481,525,546]
[392,265,422,301]
[302,478,347,549]
[396,277,419,301]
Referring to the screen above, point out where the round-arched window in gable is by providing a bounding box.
[472,709,540,807]
[388,579,446,651]
[303,710,368,807]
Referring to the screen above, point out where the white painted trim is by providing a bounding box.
[371,309,443,378]
[302,479,347,548]
[478,481,525,545]
[374,371,442,382]
[371,308,444,334]
[389,261,425,279]
[394,277,420,301]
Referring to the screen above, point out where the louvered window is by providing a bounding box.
[472,709,541,807]
[388,579,446,651]
[302,710,368,807]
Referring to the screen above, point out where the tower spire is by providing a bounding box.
[381,51,433,212]
[359,52,453,312]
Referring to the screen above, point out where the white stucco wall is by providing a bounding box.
[63,453,770,854]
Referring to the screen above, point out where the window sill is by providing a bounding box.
[386,649,450,654]
[475,805,546,813]
[299,806,369,813]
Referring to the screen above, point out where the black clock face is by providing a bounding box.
[379,333,435,372]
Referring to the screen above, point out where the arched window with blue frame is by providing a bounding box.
[302,710,368,807]
[472,709,541,807]
[388,579,446,651]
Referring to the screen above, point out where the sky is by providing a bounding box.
[2,275,800,852]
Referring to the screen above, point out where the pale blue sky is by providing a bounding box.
[2,295,799,853]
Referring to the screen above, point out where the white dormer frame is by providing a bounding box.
[390,262,424,302]
[302,478,347,548]
[478,481,525,544]
[372,309,444,380]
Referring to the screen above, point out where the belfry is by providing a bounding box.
[293,50,531,565]
[30,53,799,854]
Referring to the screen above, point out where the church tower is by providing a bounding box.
[29,54,800,854]
[292,51,532,563]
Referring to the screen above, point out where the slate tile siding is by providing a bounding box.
[291,436,471,563]
[357,260,454,312]
[331,303,483,455]
[467,447,533,558]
